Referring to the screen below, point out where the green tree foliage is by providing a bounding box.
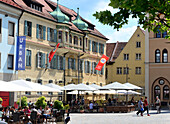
[0,97,3,102]
[17,96,28,107]
[93,0,170,39]
[35,96,47,109]
[54,100,64,110]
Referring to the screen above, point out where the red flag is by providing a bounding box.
[95,55,109,71]
[48,43,60,63]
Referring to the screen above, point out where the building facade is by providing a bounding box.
[106,27,145,92]
[145,27,170,105]
[14,0,108,101]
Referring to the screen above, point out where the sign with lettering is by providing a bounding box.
[15,36,26,70]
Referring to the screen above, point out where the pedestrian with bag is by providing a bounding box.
[136,97,144,116]
[143,96,150,116]
[155,96,161,114]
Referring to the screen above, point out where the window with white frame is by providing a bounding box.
[8,55,14,70]
[25,21,32,37]
[38,25,43,39]
[135,67,141,74]
[92,41,98,52]
[123,67,129,74]
[86,38,88,47]
[86,61,90,73]
[136,41,141,48]
[136,53,141,60]
[116,67,122,74]
[8,22,15,37]
[26,50,31,66]
[50,28,54,41]
[59,56,63,70]
[37,79,42,95]
[80,38,82,46]
[58,31,62,43]
[74,36,78,45]
[36,52,45,68]
[124,54,129,60]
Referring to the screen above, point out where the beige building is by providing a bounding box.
[14,0,108,102]
[106,26,145,92]
[145,27,170,105]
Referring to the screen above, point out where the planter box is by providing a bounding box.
[106,105,135,113]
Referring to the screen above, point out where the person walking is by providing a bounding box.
[155,96,161,114]
[143,96,150,116]
[136,97,144,116]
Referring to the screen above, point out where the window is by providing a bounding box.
[136,53,141,60]
[135,67,141,74]
[38,25,43,39]
[162,31,167,38]
[162,49,168,63]
[78,60,83,72]
[24,21,32,37]
[8,55,14,69]
[156,26,161,38]
[30,4,42,12]
[99,43,104,54]
[86,38,88,47]
[93,62,97,74]
[50,28,54,42]
[92,41,98,53]
[80,38,82,46]
[49,80,53,83]
[124,54,129,60]
[37,79,42,95]
[58,31,62,43]
[163,85,169,100]
[74,36,78,45]
[85,61,91,73]
[59,56,63,70]
[48,92,53,95]
[123,67,129,74]
[8,22,15,37]
[50,55,56,69]
[25,78,31,95]
[26,50,31,66]
[36,52,45,68]
[117,67,122,74]
[100,83,102,87]
[155,49,160,63]
[65,32,68,42]
[0,19,1,34]
[136,42,141,48]
[68,58,76,70]
[137,34,140,37]
[69,34,72,44]
[154,85,160,99]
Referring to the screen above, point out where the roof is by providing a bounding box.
[0,0,21,9]
[107,42,127,62]
[13,0,107,40]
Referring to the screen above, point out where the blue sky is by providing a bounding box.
[53,0,139,43]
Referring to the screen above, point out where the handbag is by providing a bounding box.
[141,107,144,111]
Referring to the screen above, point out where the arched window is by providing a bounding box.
[154,85,160,99]
[162,31,167,38]
[162,49,168,63]
[69,34,72,44]
[74,36,78,45]
[163,85,169,100]
[155,49,160,63]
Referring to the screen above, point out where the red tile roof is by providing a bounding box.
[0,0,21,9]
[107,42,127,62]
[13,0,107,40]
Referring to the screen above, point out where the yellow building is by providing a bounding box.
[106,26,145,92]
[14,0,108,102]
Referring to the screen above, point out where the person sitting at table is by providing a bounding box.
[37,106,44,115]
[10,106,16,115]
[89,101,93,113]
[43,106,51,120]
[3,107,10,122]
[23,106,31,117]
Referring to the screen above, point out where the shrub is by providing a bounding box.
[17,96,28,107]
[64,104,70,110]
[35,96,47,109]
[0,97,3,102]
[54,100,64,110]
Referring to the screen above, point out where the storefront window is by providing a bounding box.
[154,85,160,99]
[163,85,169,100]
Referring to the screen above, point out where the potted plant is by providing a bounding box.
[35,96,47,109]
[79,105,84,113]
[17,96,28,107]
[0,97,3,108]
[54,100,64,110]
[64,104,70,113]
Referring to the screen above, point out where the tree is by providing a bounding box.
[35,96,47,109]
[93,0,170,39]
[17,96,28,107]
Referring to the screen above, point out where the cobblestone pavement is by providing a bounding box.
[69,110,170,124]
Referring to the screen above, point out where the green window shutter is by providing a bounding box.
[96,42,98,53]
[24,20,28,36]
[89,62,91,74]
[57,55,60,70]
[68,58,70,69]
[54,29,57,42]
[102,44,104,54]
[53,55,57,69]
[36,24,39,39]
[36,53,39,68]
[26,50,29,66]
[73,59,76,70]
[47,27,50,41]
[42,53,45,68]
[99,43,101,54]
[30,22,32,37]
[43,26,46,40]
[92,62,94,74]
[92,41,94,52]
[47,54,50,69]
[89,40,91,51]
[29,50,32,66]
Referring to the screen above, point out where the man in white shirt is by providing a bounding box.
[89,102,93,113]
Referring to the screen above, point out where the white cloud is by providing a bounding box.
[106,26,137,43]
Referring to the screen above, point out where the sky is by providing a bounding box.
[52,0,139,43]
